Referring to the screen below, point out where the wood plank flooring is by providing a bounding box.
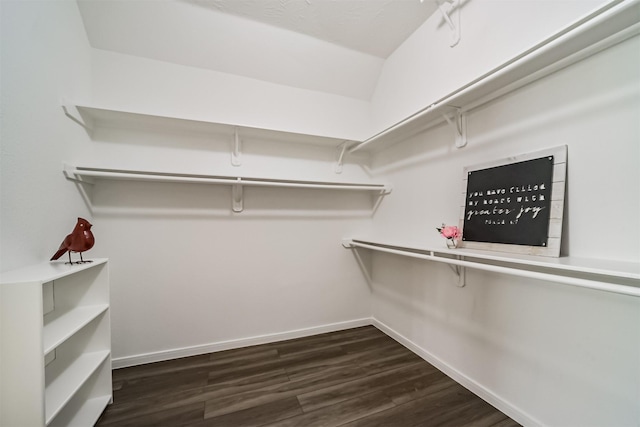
[96,326,520,426]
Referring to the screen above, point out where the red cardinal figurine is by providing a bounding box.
[50,218,95,264]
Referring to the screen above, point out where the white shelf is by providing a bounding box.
[65,165,390,192]
[344,238,640,297]
[64,164,391,213]
[45,350,110,425]
[64,103,353,147]
[43,305,109,356]
[0,258,108,285]
[52,395,112,427]
[349,0,640,153]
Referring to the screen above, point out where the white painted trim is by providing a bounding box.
[371,318,543,427]
[112,318,372,369]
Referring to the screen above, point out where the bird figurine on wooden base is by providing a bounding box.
[50,217,95,264]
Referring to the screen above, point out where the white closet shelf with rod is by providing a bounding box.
[348,0,640,153]
[343,238,640,297]
[62,104,355,147]
[64,165,391,212]
[62,104,358,169]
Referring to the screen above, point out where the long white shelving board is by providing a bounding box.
[43,304,110,356]
[52,395,113,427]
[64,165,391,212]
[65,165,390,192]
[0,258,109,284]
[63,103,354,147]
[349,0,640,153]
[344,238,640,297]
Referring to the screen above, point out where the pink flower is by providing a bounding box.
[437,224,460,240]
[441,226,460,239]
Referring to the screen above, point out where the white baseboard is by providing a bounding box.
[111,317,372,369]
[371,318,542,427]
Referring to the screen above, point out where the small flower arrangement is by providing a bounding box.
[436,223,461,249]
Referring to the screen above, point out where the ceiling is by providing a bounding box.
[77,0,441,100]
[178,0,440,58]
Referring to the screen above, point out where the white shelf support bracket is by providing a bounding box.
[232,127,242,167]
[372,186,392,214]
[342,238,374,287]
[443,256,467,287]
[442,107,467,148]
[341,238,354,249]
[61,103,94,136]
[437,0,461,47]
[457,264,466,287]
[63,164,94,185]
[232,178,243,212]
[335,141,349,174]
[63,164,95,214]
[446,263,466,287]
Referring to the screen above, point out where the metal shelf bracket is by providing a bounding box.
[433,250,466,287]
[232,178,243,212]
[437,0,461,47]
[61,103,94,136]
[232,127,242,167]
[63,163,94,185]
[448,261,467,287]
[442,107,467,148]
[335,141,349,174]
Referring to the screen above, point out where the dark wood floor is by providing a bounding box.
[96,326,520,426]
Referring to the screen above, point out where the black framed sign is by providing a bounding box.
[459,146,567,257]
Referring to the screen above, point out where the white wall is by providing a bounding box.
[0,1,93,272]
[89,49,373,141]
[84,129,377,364]
[369,33,640,426]
[84,50,377,365]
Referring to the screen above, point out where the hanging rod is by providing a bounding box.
[344,239,640,298]
[64,165,392,192]
[348,0,640,153]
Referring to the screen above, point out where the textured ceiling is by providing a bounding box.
[180,0,440,58]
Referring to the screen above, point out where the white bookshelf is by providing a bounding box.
[1,259,112,427]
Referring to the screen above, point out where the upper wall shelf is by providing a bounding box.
[63,103,359,171]
[348,0,640,153]
[64,104,351,147]
[344,238,640,297]
[64,164,391,213]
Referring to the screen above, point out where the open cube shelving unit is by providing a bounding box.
[1,259,111,426]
